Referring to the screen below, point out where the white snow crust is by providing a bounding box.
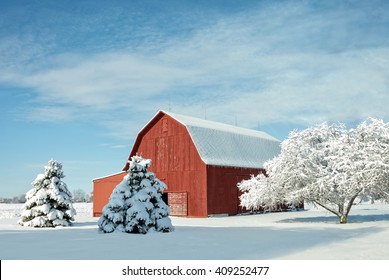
[1,202,389,260]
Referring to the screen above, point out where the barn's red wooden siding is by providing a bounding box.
[207,166,264,216]
[93,172,126,217]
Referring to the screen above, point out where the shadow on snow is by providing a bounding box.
[278,214,389,224]
[0,223,384,260]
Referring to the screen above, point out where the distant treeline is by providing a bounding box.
[0,194,26,204]
[0,189,93,204]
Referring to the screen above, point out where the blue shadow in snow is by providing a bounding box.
[0,224,384,260]
[278,214,389,224]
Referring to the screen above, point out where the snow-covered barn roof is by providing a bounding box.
[162,110,280,169]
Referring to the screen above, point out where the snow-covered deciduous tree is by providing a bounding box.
[98,156,174,234]
[238,118,389,224]
[18,160,76,227]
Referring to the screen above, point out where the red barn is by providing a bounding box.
[93,110,281,217]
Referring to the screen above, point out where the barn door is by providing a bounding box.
[166,192,188,216]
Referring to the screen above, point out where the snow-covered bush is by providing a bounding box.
[98,156,174,234]
[18,160,76,227]
[238,118,389,224]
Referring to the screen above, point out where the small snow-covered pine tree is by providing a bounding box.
[18,160,76,227]
[98,156,174,234]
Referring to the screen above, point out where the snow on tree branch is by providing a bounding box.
[18,160,76,227]
[238,118,389,224]
[98,156,174,234]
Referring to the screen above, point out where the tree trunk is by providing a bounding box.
[340,214,348,224]
[340,191,362,224]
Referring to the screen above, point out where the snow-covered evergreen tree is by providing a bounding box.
[98,156,174,234]
[238,118,389,224]
[18,160,76,227]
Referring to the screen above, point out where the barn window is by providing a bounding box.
[162,119,168,133]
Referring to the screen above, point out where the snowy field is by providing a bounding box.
[1,202,389,260]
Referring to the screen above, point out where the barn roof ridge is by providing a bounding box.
[159,110,281,169]
[161,110,279,142]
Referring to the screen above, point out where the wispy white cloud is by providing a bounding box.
[154,2,389,128]
[1,0,389,139]
[26,106,76,122]
[215,48,389,127]
[98,143,130,149]
[21,53,191,108]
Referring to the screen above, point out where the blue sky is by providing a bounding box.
[1,0,389,198]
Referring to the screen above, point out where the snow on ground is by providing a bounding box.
[0,202,388,260]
